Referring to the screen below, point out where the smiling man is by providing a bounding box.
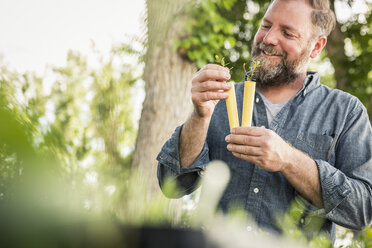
[157,0,372,240]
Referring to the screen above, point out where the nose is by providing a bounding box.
[263,28,279,46]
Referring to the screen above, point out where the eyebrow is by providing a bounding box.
[262,18,301,37]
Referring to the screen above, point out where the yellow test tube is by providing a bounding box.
[241,80,256,126]
[226,82,239,129]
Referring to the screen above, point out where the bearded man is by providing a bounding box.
[156,0,372,240]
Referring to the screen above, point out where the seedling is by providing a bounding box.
[243,60,260,82]
[215,55,233,70]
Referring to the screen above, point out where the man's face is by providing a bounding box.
[251,0,315,87]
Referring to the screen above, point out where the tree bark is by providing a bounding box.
[131,0,195,192]
[326,2,348,90]
[369,94,372,124]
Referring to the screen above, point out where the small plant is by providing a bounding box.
[243,60,260,82]
[215,55,233,70]
[214,55,260,81]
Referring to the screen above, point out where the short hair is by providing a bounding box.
[270,0,336,36]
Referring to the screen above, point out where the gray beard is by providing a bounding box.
[251,42,308,88]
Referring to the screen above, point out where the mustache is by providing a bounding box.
[256,43,285,57]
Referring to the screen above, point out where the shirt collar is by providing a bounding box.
[299,71,320,97]
[252,71,321,98]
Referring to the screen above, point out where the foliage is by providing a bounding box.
[176,0,269,82]
[276,200,332,248]
[334,2,372,114]
[276,199,372,248]
[0,65,38,201]
[0,43,139,214]
[0,40,199,244]
[214,54,232,69]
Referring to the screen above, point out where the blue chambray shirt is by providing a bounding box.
[156,72,372,239]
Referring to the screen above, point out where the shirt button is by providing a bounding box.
[256,98,259,103]
[246,225,252,232]
[253,188,259,194]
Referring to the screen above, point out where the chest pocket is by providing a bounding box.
[294,131,335,161]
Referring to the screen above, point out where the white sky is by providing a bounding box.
[0,0,145,74]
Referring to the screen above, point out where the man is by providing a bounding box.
[157,0,372,240]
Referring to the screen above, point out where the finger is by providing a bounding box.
[194,69,231,84]
[202,64,230,73]
[231,126,267,136]
[193,91,229,102]
[192,81,231,93]
[232,152,258,163]
[227,144,262,156]
[225,134,262,147]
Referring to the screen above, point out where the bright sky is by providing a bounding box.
[0,0,145,75]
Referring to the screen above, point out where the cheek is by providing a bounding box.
[281,41,303,58]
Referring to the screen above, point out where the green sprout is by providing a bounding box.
[243,60,260,81]
[215,55,233,70]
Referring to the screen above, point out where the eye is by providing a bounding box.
[283,31,294,38]
[261,25,271,29]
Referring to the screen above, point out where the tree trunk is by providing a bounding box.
[131,0,195,192]
[369,94,372,124]
[326,2,348,90]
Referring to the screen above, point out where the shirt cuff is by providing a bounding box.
[157,125,210,176]
[315,159,352,216]
[156,125,211,198]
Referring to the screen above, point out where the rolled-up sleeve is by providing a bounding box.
[157,125,211,198]
[315,102,372,230]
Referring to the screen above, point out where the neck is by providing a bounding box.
[257,73,306,104]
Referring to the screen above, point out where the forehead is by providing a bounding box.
[264,0,313,35]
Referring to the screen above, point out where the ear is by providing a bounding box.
[310,35,327,59]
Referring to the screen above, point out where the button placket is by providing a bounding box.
[253,93,268,128]
[246,93,269,221]
[245,166,268,223]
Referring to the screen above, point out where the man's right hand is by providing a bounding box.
[191,64,231,119]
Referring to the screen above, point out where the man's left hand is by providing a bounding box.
[225,126,294,172]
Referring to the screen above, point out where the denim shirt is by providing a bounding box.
[157,72,372,238]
